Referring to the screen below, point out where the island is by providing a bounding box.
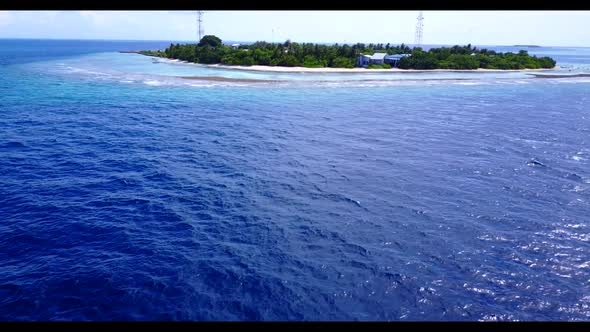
[138,35,556,71]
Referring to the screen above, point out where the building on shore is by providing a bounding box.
[357,53,386,67]
[357,54,372,67]
[357,53,411,68]
[384,54,412,67]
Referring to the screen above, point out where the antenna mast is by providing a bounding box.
[414,11,424,47]
[197,11,204,42]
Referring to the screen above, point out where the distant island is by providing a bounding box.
[138,35,556,70]
[513,45,541,48]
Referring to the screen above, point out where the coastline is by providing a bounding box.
[178,76,483,83]
[135,54,560,74]
[205,63,559,73]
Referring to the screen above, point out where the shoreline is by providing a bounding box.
[529,73,590,78]
[132,53,560,74]
[178,74,590,84]
[205,63,559,73]
[179,76,482,83]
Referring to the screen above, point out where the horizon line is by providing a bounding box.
[0,37,587,49]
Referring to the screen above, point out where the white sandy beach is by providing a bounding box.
[206,63,559,73]
[157,58,559,74]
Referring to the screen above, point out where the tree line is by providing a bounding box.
[398,45,555,69]
[140,35,556,70]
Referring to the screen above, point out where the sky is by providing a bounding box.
[0,11,589,47]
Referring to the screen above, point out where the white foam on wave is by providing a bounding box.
[143,80,164,86]
[539,77,590,84]
[562,79,590,84]
[496,79,532,85]
[453,81,483,86]
[571,185,587,193]
[188,83,219,87]
[571,150,588,161]
[306,79,467,88]
[63,66,112,77]
[183,81,247,88]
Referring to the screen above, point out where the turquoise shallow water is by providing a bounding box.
[1,39,590,321]
[16,43,590,86]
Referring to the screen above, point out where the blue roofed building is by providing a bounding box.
[384,54,412,67]
[357,53,411,68]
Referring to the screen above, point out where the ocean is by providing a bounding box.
[0,39,589,321]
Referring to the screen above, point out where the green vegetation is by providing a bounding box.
[142,36,556,70]
[398,46,556,70]
[139,50,166,57]
[367,63,392,69]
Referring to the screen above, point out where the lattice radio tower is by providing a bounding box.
[414,11,424,47]
[197,11,204,42]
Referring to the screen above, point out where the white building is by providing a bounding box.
[357,53,411,68]
[371,53,387,65]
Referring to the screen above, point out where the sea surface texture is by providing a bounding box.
[1,39,589,321]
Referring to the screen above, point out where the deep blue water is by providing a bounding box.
[1,39,590,321]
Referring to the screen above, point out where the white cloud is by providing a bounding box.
[1,11,589,46]
[0,11,13,26]
[167,10,198,15]
[37,11,59,25]
[78,11,113,26]
[78,11,136,26]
